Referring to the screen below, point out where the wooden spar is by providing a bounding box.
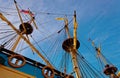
[0,12,53,68]
[73,11,78,50]
[28,9,38,29]
[11,0,27,52]
[72,11,81,78]
[64,17,71,38]
[11,35,21,51]
[56,17,70,38]
[14,0,26,34]
[90,40,108,65]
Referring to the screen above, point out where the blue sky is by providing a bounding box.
[0,0,120,77]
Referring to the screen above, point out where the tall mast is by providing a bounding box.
[89,39,119,78]
[71,11,81,78]
[57,11,81,78]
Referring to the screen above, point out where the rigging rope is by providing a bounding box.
[76,51,105,78]
[30,35,54,65]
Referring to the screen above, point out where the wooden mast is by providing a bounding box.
[71,11,81,78]
[56,11,81,78]
[11,0,27,51]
